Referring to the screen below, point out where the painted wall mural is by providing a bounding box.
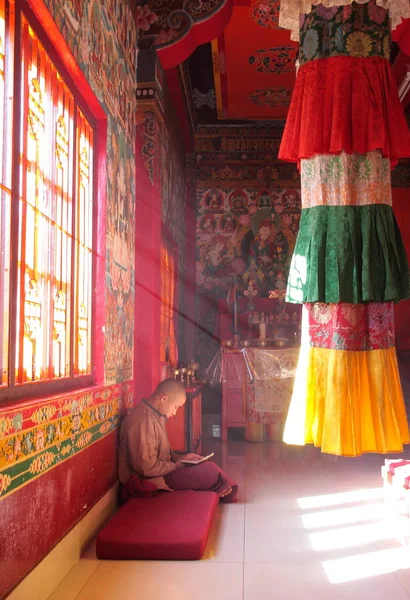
[196,172,300,296]
[195,128,301,366]
[161,91,187,255]
[44,0,137,384]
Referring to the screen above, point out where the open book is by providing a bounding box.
[181,452,214,465]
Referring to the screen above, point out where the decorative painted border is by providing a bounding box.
[137,0,230,47]
[0,381,134,500]
[136,108,157,184]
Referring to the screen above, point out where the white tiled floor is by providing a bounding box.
[49,441,410,600]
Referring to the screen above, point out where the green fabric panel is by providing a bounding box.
[286,204,409,304]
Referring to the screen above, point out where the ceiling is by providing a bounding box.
[182,0,297,127]
[137,0,410,135]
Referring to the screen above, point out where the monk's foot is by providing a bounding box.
[218,486,232,499]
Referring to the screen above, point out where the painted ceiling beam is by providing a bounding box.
[136,0,252,70]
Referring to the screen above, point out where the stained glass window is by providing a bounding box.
[0,1,95,397]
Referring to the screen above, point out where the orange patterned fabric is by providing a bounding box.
[160,244,178,366]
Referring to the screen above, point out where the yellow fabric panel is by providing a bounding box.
[284,346,409,456]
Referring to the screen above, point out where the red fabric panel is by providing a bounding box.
[392,18,410,56]
[96,491,218,560]
[306,302,395,351]
[279,56,410,166]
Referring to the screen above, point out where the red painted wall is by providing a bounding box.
[134,130,162,398]
[0,432,118,597]
[393,188,410,350]
[0,1,134,597]
[183,194,197,362]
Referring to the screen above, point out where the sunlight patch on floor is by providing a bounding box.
[299,486,410,584]
[323,546,410,584]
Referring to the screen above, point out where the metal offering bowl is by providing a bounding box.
[222,340,233,347]
[256,340,268,347]
[274,338,290,348]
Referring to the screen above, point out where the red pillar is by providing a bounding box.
[134,112,162,398]
[183,190,197,362]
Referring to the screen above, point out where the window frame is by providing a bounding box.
[0,0,106,404]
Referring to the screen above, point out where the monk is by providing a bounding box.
[118,379,238,502]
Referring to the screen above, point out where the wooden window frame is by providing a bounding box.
[0,0,106,405]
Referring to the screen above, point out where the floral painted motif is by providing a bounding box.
[303,29,319,60]
[316,5,338,20]
[0,473,11,495]
[138,0,225,48]
[249,87,291,107]
[368,1,388,23]
[192,88,216,110]
[136,109,156,184]
[76,432,93,449]
[31,405,57,425]
[99,421,112,435]
[136,5,158,31]
[301,152,392,208]
[0,382,134,499]
[29,452,55,475]
[0,417,13,437]
[250,0,280,28]
[306,302,395,351]
[248,46,296,74]
[310,303,332,325]
[0,398,119,470]
[299,0,390,65]
[346,31,373,56]
[280,0,410,43]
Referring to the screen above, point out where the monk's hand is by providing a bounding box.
[181,453,203,462]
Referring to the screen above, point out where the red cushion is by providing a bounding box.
[96,490,219,560]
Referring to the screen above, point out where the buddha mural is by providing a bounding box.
[242,208,290,296]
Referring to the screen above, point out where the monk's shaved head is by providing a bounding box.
[149,378,186,418]
[155,379,186,398]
